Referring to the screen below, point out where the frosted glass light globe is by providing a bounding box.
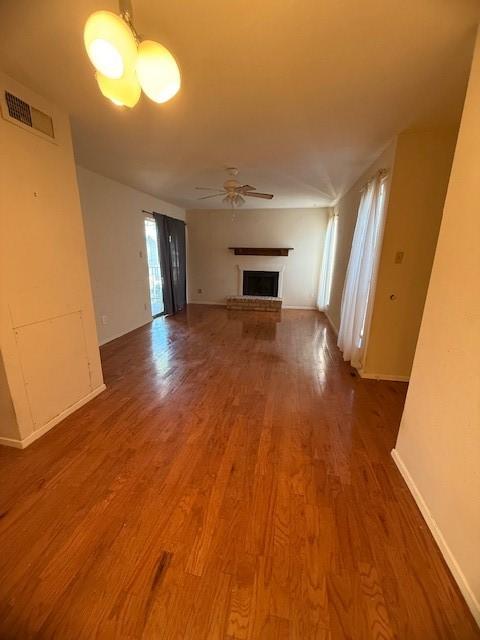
[84,11,138,79]
[88,39,123,78]
[136,40,181,104]
[96,70,141,108]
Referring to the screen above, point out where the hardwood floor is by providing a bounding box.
[0,306,477,639]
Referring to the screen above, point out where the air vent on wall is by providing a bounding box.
[2,90,55,140]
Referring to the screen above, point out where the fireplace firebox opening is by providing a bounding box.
[243,270,279,297]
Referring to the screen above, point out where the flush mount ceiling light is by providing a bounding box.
[83,2,181,108]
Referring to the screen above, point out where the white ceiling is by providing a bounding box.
[0,1,478,209]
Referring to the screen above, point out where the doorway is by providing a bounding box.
[144,218,164,317]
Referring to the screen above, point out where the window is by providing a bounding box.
[144,218,164,317]
[318,211,338,310]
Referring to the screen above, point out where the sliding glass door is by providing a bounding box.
[144,217,164,317]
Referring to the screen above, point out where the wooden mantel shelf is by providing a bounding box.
[228,247,293,256]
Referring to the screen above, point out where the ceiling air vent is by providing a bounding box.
[2,90,55,140]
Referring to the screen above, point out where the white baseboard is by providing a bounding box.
[391,448,480,627]
[0,384,106,450]
[359,370,410,382]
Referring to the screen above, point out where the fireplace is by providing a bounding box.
[243,270,279,297]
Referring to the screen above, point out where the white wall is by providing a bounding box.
[0,355,18,440]
[327,129,456,381]
[362,128,457,380]
[393,31,480,625]
[0,73,104,448]
[186,208,329,308]
[77,166,185,345]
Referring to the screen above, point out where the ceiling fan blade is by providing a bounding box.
[236,184,256,191]
[198,193,224,200]
[244,192,274,199]
[195,186,224,192]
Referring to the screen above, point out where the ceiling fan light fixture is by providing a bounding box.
[84,10,138,79]
[196,168,274,206]
[96,69,141,108]
[136,40,181,104]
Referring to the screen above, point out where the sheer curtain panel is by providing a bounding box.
[337,173,387,368]
[318,210,338,311]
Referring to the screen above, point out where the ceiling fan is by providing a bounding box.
[195,168,274,207]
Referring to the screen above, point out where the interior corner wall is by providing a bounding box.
[327,140,397,333]
[362,128,458,380]
[393,31,480,625]
[0,73,104,448]
[186,208,329,309]
[77,166,185,345]
[0,354,18,440]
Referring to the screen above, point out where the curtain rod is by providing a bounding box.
[142,209,187,225]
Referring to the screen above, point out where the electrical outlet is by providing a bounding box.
[101,315,108,325]
[394,251,404,264]
[197,288,203,294]
[139,250,143,258]
[144,303,148,311]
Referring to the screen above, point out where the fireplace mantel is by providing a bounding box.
[228,247,293,256]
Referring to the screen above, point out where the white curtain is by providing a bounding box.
[338,173,387,368]
[317,211,338,310]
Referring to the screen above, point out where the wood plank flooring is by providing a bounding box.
[0,306,477,639]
